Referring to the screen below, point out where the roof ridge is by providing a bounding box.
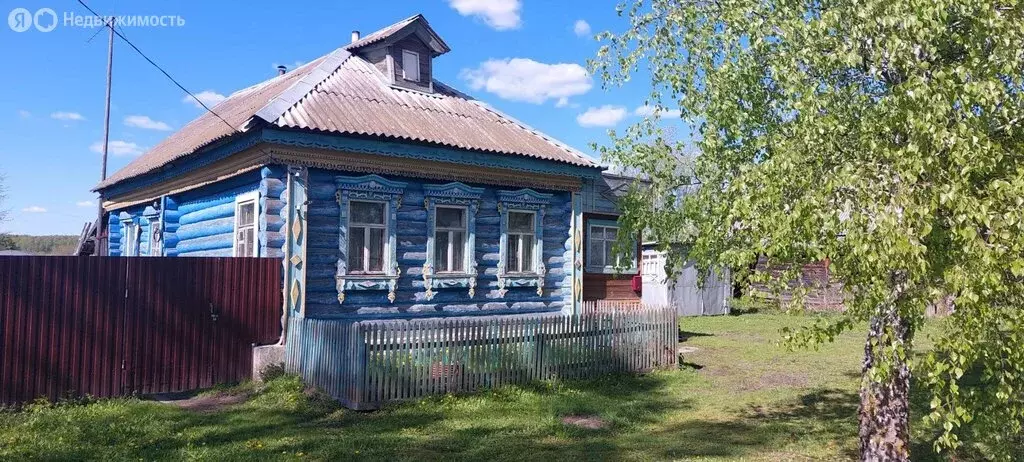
[253,48,352,125]
[344,14,423,50]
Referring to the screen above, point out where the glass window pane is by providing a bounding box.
[452,231,465,272]
[238,201,255,226]
[588,240,604,267]
[434,231,450,272]
[403,51,420,81]
[591,227,605,240]
[244,229,255,256]
[605,242,614,268]
[507,235,520,272]
[606,227,618,240]
[348,227,365,271]
[508,212,534,233]
[521,237,534,272]
[436,208,465,229]
[369,228,385,272]
[351,201,385,225]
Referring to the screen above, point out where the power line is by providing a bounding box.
[75,0,240,134]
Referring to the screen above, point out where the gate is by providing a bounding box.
[0,256,282,405]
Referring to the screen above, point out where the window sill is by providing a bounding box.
[499,274,541,288]
[427,273,475,290]
[339,275,395,292]
[497,270,546,297]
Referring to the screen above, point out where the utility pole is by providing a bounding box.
[94,17,113,255]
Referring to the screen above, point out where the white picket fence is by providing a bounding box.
[286,306,678,409]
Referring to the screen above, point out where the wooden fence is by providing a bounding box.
[580,299,645,314]
[0,256,282,405]
[286,306,678,410]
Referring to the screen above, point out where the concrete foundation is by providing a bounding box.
[252,344,285,382]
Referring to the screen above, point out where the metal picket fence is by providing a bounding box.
[286,305,678,410]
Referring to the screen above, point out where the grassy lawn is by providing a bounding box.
[0,312,946,461]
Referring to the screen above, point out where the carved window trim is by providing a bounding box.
[334,174,407,304]
[496,188,553,297]
[422,182,484,300]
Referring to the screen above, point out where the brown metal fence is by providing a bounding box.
[287,305,678,410]
[0,256,282,405]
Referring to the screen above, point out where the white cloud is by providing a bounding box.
[183,90,226,109]
[460,58,592,105]
[22,206,47,213]
[573,19,591,37]
[448,0,521,30]
[124,115,172,131]
[17,110,31,119]
[634,105,682,118]
[76,200,96,207]
[90,140,144,157]
[51,111,85,121]
[577,105,628,127]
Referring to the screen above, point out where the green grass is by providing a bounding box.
[0,313,947,461]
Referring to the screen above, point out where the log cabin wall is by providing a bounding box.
[302,168,575,319]
[106,167,287,258]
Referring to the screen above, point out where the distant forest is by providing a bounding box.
[0,234,78,255]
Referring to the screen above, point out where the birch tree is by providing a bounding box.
[593,0,1024,459]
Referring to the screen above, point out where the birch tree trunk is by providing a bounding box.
[858,278,912,461]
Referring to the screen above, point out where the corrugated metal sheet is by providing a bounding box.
[345,14,420,50]
[274,58,590,166]
[0,256,282,405]
[97,57,329,189]
[98,15,595,191]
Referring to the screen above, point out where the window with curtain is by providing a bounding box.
[434,206,467,273]
[505,211,536,273]
[348,201,387,274]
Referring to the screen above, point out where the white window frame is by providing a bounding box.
[122,221,139,257]
[233,191,260,257]
[347,200,388,275]
[433,205,468,274]
[402,50,420,82]
[505,210,537,274]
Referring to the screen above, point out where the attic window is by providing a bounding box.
[402,50,420,82]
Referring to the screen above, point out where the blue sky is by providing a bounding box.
[0,0,663,235]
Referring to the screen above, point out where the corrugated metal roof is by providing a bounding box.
[98,15,595,191]
[345,14,420,50]
[272,58,592,166]
[98,57,329,189]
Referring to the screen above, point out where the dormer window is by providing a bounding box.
[402,50,420,82]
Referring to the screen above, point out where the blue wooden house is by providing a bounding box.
[96,14,605,320]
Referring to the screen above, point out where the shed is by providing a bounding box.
[641,248,731,316]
